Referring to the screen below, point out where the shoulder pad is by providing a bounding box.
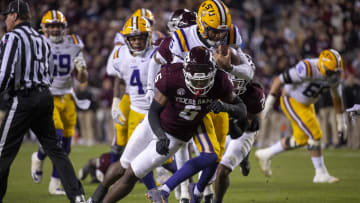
[173,28,190,52]
[68,34,84,49]
[295,60,312,79]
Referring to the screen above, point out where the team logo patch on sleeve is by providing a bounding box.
[296,64,305,75]
[177,88,186,96]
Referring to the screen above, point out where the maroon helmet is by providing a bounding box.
[167,9,197,33]
[183,46,217,96]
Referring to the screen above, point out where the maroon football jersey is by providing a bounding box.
[98,152,111,174]
[240,82,265,114]
[157,36,173,63]
[155,63,233,141]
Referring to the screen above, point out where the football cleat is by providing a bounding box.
[86,197,95,203]
[180,198,190,203]
[313,173,340,183]
[49,177,66,195]
[78,168,85,180]
[189,183,202,203]
[204,193,214,203]
[31,152,44,183]
[239,153,251,176]
[145,189,169,203]
[255,149,272,177]
[74,195,86,203]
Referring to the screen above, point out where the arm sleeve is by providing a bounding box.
[148,99,166,138]
[222,96,247,119]
[279,61,306,84]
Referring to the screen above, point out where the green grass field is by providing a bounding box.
[4,142,360,203]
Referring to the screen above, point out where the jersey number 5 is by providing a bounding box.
[179,105,201,121]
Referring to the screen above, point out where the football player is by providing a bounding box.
[145,1,255,202]
[256,49,345,183]
[78,152,111,183]
[87,47,246,203]
[155,8,198,202]
[30,10,88,195]
[111,15,160,188]
[107,8,164,165]
[214,75,265,203]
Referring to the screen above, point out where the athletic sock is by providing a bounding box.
[268,140,285,157]
[311,156,327,174]
[141,171,157,190]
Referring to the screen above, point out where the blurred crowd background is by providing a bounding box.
[1,0,359,149]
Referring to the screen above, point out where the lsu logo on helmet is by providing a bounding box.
[197,0,231,45]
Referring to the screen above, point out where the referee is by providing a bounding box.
[0,1,85,202]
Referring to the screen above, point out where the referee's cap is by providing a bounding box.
[1,0,30,16]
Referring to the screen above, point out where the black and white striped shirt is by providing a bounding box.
[0,22,53,93]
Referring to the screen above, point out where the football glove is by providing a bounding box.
[208,100,229,114]
[145,89,155,104]
[336,112,348,144]
[74,53,87,72]
[156,136,170,156]
[111,97,126,125]
[261,94,276,119]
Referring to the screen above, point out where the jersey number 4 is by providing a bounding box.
[130,69,145,94]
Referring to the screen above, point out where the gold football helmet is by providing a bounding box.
[41,10,67,43]
[121,16,152,55]
[318,49,343,77]
[132,8,155,26]
[197,0,231,46]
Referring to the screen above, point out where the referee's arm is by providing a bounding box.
[0,33,20,93]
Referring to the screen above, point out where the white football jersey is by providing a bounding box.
[280,58,339,105]
[49,34,84,95]
[169,24,243,61]
[112,45,157,114]
[113,32,125,45]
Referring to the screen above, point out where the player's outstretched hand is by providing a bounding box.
[208,100,228,114]
[145,89,155,104]
[156,136,170,155]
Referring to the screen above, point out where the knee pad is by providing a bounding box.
[284,136,299,149]
[307,139,321,151]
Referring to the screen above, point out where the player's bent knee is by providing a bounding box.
[201,152,218,164]
[307,139,321,151]
[284,136,300,149]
